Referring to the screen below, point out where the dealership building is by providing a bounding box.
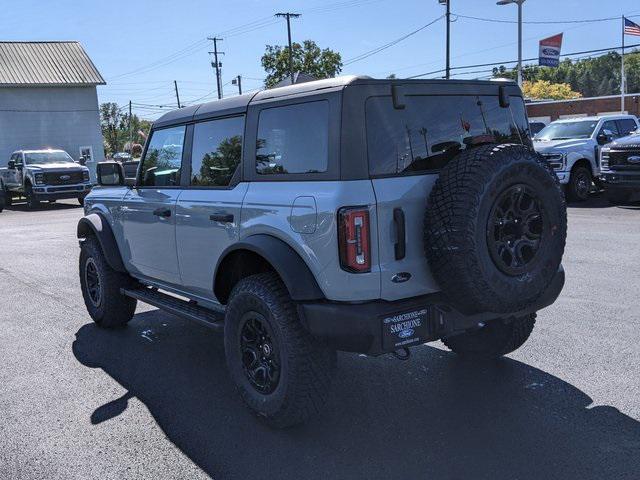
[0,41,105,179]
[527,93,640,124]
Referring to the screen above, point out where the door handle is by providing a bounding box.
[209,213,234,223]
[152,207,172,218]
[393,208,406,260]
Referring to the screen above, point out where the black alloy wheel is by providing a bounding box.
[84,257,102,308]
[488,184,544,276]
[239,312,281,394]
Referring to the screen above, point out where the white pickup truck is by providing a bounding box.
[533,115,640,201]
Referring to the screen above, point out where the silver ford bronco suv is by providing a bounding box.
[78,76,567,427]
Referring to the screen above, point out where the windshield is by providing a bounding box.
[535,121,598,141]
[24,151,75,165]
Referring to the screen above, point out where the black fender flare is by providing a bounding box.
[214,234,325,302]
[77,213,126,272]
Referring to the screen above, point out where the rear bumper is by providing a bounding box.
[298,266,565,355]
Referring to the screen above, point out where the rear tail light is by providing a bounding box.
[338,207,371,273]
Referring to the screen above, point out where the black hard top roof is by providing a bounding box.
[153,75,519,128]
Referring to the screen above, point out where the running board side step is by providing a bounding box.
[121,287,224,331]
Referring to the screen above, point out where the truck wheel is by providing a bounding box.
[4,189,12,207]
[425,144,567,315]
[566,165,592,202]
[442,313,536,358]
[605,188,632,205]
[79,236,137,328]
[25,183,38,210]
[224,272,336,428]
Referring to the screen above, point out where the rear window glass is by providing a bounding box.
[366,95,528,176]
[256,101,329,175]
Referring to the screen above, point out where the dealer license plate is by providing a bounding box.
[381,308,430,351]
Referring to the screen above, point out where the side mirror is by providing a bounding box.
[7,160,15,169]
[96,162,125,186]
[78,156,87,166]
[596,133,611,146]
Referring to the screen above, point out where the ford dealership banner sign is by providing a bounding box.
[539,33,563,67]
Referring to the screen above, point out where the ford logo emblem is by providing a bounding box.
[542,48,559,56]
[60,174,71,180]
[398,328,414,339]
[628,156,640,164]
[391,272,412,283]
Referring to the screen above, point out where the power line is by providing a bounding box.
[344,15,445,66]
[452,13,625,25]
[408,42,640,79]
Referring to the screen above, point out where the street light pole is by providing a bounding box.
[497,0,525,87]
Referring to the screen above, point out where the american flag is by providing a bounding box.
[624,17,640,37]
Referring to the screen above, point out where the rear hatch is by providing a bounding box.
[365,85,530,300]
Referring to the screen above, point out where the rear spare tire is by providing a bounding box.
[424,144,566,315]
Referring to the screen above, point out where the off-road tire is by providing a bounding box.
[224,272,336,428]
[425,144,567,315]
[79,236,137,328]
[25,183,38,210]
[4,189,12,207]
[605,188,632,205]
[566,165,592,202]
[442,313,536,358]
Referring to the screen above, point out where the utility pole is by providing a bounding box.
[232,75,242,95]
[207,37,224,99]
[275,12,301,84]
[128,100,133,152]
[174,80,182,108]
[438,0,451,79]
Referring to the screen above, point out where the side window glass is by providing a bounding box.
[600,120,620,138]
[616,119,637,137]
[191,116,244,187]
[256,101,329,175]
[140,126,186,187]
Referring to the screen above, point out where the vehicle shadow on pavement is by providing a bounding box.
[4,202,81,212]
[73,310,640,480]
[568,193,640,209]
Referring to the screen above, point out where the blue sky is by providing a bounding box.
[4,0,640,119]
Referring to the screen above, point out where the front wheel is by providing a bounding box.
[566,166,592,202]
[442,314,536,359]
[224,272,336,428]
[79,236,137,328]
[25,183,38,210]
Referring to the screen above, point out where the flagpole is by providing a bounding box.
[622,15,625,112]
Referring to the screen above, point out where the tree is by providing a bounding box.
[522,80,581,100]
[99,103,152,157]
[261,40,342,88]
[492,50,640,98]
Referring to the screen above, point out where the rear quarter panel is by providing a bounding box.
[241,181,381,301]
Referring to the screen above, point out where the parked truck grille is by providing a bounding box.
[43,171,84,185]
[608,151,640,168]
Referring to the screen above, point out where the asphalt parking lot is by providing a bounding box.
[0,196,639,480]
